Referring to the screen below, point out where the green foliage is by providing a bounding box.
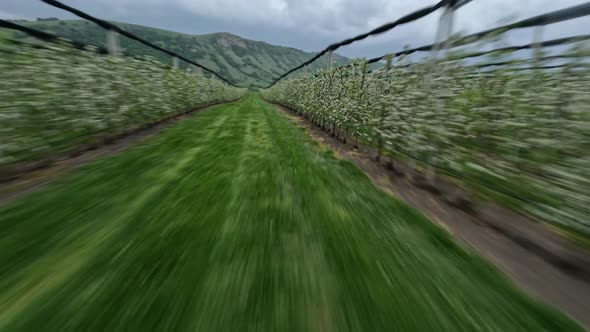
[0,38,245,164]
[263,46,590,234]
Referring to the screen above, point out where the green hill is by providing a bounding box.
[5,19,350,87]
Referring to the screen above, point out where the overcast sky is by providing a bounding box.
[1,0,589,58]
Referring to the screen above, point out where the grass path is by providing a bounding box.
[0,94,582,331]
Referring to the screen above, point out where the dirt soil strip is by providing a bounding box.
[0,100,237,206]
[272,103,590,329]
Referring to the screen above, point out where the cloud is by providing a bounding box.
[0,9,25,20]
[1,0,588,58]
[166,0,589,39]
[178,0,289,25]
[157,0,590,54]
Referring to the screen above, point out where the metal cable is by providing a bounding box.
[40,0,241,86]
[0,19,109,54]
[367,2,590,64]
[264,0,457,88]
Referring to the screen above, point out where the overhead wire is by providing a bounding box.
[0,19,109,54]
[366,2,590,64]
[264,0,461,88]
[40,0,242,86]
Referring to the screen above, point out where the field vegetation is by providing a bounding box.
[0,94,582,331]
[0,34,245,165]
[263,39,590,235]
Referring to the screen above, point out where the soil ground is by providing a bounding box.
[274,104,590,329]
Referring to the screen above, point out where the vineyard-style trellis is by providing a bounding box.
[263,1,590,233]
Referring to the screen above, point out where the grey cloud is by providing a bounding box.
[1,0,588,58]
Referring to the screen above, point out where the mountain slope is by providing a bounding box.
[6,19,350,87]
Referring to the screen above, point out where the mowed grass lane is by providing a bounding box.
[0,94,582,331]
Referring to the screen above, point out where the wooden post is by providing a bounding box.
[425,1,456,185]
[432,2,455,58]
[533,25,545,60]
[106,30,120,55]
[376,55,393,162]
[327,50,333,70]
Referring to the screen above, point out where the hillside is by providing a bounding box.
[5,19,350,87]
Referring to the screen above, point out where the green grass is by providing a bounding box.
[0,94,582,331]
